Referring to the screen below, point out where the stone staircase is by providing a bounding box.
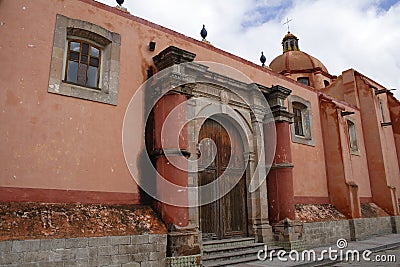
[201,237,281,266]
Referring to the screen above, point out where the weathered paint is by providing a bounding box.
[0,0,399,220]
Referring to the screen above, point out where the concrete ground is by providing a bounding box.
[234,234,400,267]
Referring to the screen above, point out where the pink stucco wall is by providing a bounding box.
[1,0,397,208]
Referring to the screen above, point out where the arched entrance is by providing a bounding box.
[198,118,248,240]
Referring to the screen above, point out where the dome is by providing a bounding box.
[269,50,329,74]
[269,32,329,74]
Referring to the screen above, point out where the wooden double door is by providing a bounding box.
[198,118,248,240]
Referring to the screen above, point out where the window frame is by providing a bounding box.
[293,105,304,137]
[48,14,121,106]
[288,95,314,146]
[347,119,360,155]
[64,39,102,89]
[297,77,310,86]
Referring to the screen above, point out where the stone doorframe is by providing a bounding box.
[186,78,270,244]
[152,46,293,265]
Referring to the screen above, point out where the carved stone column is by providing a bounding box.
[262,85,306,250]
[153,46,201,266]
[263,85,295,223]
[249,109,274,243]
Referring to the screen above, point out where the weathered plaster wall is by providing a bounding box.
[347,111,372,199]
[356,75,400,215]
[2,0,396,207]
[388,94,400,192]
[1,0,327,202]
[290,91,328,201]
[0,0,145,198]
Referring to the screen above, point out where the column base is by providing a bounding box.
[272,218,307,251]
[166,225,201,258]
[253,219,274,243]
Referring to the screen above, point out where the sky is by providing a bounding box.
[97,0,400,99]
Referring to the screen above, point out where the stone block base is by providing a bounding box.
[391,216,400,233]
[167,227,201,257]
[253,221,274,243]
[303,217,398,249]
[350,217,392,241]
[0,234,166,266]
[304,220,351,248]
[275,239,307,251]
[165,254,201,267]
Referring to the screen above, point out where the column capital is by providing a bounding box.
[255,84,294,123]
[153,46,196,71]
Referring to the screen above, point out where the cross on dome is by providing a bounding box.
[283,17,293,33]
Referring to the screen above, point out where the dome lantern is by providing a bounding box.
[282,32,300,53]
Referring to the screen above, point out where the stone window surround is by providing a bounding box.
[288,95,315,146]
[48,14,121,105]
[346,117,360,156]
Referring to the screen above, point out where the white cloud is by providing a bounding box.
[97,0,400,99]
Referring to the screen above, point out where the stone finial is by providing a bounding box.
[260,52,266,67]
[200,25,207,40]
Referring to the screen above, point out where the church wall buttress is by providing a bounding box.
[319,96,362,219]
[356,76,400,216]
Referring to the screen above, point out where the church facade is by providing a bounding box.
[1,0,400,266]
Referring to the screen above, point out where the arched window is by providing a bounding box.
[324,80,330,87]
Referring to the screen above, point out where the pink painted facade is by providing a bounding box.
[1,0,400,253]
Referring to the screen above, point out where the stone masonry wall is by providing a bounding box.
[392,216,400,233]
[350,217,393,241]
[303,220,351,248]
[0,234,166,267]
[304,217,399,248]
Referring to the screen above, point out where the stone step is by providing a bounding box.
[202,246,262,261]
[203,242,265,254]
[202,237,282,267]
[202,255,260,267]
[203,237,255,248]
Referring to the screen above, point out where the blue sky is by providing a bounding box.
[378,0,400,10]
[242,1,294,28]
[97,0,400,99]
